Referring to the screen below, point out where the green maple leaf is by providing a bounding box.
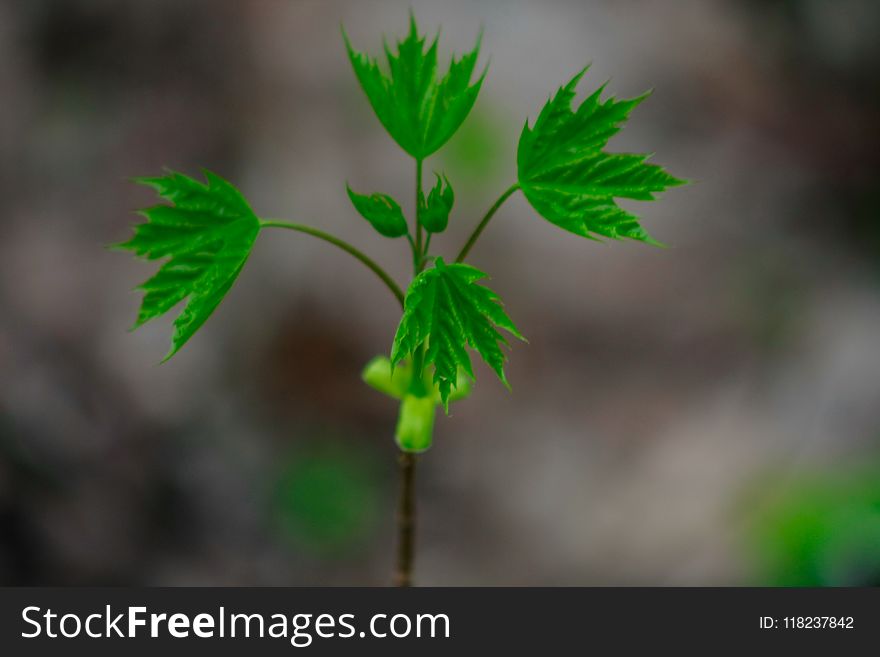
[391,258,524,408]
[344,14,485,159]
[346,185,408,238]
[518,68,686,243]
[114,170,260,360]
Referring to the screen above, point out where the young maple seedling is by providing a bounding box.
[116,15,685,586]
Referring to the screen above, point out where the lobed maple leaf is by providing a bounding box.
[115,170,260,360]
[391,258,524,408]
[518,68,686,244]
[344,14,485,159]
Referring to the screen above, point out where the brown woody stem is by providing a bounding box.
[394,450,417,587]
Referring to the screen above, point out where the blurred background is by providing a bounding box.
[1,0,879,586]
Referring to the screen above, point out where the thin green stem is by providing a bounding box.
[454,183,521,263]
[259,219,404,307]
[405,233,419,271]
[414,158,424,274]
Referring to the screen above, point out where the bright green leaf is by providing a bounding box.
[114,170,260,360]
[518,68,686,243]
[344,14,486,159]
[418,173,454,234]
[362,355,411,399]
[391,258,524,408]
[362,354,472,404]
[346,185,408,238]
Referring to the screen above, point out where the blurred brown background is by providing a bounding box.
[1,0,879,586]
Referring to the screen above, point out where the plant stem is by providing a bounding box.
[454,183,520,263]
[259,219,404,307]
[394,450,417,587]
[414,158,424,272]
[392,156,430,588]
[406,233,424,273]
